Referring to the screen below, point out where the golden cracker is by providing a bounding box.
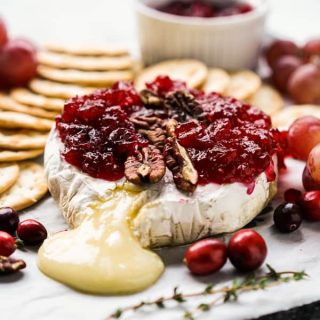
[45,43,128,57]
[226,70,261,100]
[135,59,208,91]
[38,51,134,71]
[29,79,95,99]
[11,88,64,111]
[0,162,47,211]
[272,105,320,130]
[247,84,284,116]
[0,129,48,150]
[0,93,57,119]
[202,68,230,94]
[37,65,134,86]
[0,163,20,195]
[0,111,53,131]
[0,149,43,162]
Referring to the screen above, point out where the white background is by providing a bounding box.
[1,0,320,53]
[1,1,320,320]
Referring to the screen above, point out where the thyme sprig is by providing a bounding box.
[107,265,308,320]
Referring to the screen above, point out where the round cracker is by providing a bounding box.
[272,105,320,130]
[0,130,48,150]
[37,65,134,87]
[0,163,20,195]
[226,70,261,100]
[202,68,230,94]
[10,88,64,112]
[29,79,95,99]
[247,84,284,116]
[0,93,57,119]
[38,51,134,71]
[0,111,53,131]
[45,43,128,57]
[0,162,48,211]
[0,149,43,162]
[135,59,208,91]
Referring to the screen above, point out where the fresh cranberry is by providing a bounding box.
[284,189,302,204]
[227,229,267,272]
[17,219,47,245]
[184,238,227,275]
[0,231,16,256]
[302,166,320,191]
[273,203,302,233]
[301,191,320,221]
[0,207,19,235]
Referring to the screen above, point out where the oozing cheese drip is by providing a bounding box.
[37,189,164,294]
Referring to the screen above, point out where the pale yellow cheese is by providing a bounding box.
[38,189,164,294]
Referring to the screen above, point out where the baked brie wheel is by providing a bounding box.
[40,77,281,294]
[45,129,277,248]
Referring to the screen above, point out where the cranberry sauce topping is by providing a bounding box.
[156,0,253,18]
[174,94,278,185]
[57,76,282,188]
[56,82,147,181]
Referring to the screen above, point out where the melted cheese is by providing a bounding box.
[38,188,164,294]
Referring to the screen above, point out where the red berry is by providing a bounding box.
[287,116,320,161]
[17,219,47,245]
[284,188,302,204]
[0,18,8,48]
[0,207,19,235]
[227,229,267,272]
[302,166,320,191]
[265,40,300,68]
[303,38,320,62]
[0,231,16,256]
[273,203,302,233]
[301,191,320,221]
[184,238,227,275]
[307,144,320,183]
[0,38,38,87]
[271,55,303,92]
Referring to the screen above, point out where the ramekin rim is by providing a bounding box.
[135,0,269,26]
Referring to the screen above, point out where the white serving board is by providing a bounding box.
[2,158,320,320]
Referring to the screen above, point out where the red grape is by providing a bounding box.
[303,166,320,191]
[272,55,303,92]
[265,40,300,68]
[0,18,8,48]
[0,38,38,87]
[288,63,320,104]
[287,116,320,161]
[303,38,320,61]
[307,144,320,183]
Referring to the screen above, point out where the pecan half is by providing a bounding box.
[138,127,166,150]
[140,89,163,106]
[165,119,198,193]
[130,115,163,130]
[0,256,26,274]
[165,90,200,122]
[125,145,166,184]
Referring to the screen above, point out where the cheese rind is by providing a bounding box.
[45,129,277,248]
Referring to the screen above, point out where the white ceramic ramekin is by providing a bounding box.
[136,0,268,70]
